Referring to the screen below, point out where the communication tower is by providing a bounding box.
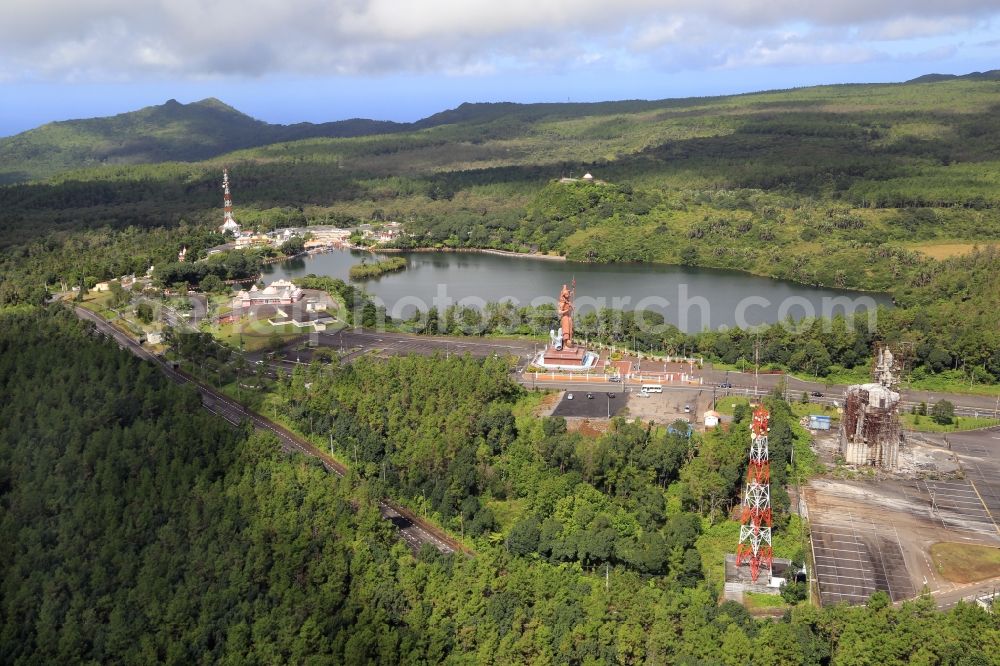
[220,168,240,235]
[736,406,773,583]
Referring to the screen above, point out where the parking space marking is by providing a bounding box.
[812,512,913,606]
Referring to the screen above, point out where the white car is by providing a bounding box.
[567,393,574,400]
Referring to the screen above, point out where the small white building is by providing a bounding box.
[236,279,303,307]
[703,409,721,428]
[235,233,271,249]
[93,281,112,292]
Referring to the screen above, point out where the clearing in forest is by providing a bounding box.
[908,242,999,260]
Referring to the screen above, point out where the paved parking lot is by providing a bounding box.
[552,391,627,418]
[947,426,1000,536]
[322,329,535,362]
[812,515,914,605]
[916,478,996,532]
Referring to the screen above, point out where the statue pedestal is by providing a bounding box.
[542,345,589,367]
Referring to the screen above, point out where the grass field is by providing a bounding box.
[714,396,837,420]
[930,542,1000,583]
[76,291,114,315]
[900,413,1000,432]
[213,320,305,352]
[744,592,790,610]
[907,241,1000,260]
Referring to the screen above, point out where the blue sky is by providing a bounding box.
[1,1,998,136]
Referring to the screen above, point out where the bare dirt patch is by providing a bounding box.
[534,392,562,417]
[930,542,1000,583]
[567,419,611,437]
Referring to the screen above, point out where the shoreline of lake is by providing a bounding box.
[264,248,891,333]
[368,246,567,262]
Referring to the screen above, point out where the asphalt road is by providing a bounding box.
[74,306,460,556]
[250,326,999,419]
[700,367,1000,418]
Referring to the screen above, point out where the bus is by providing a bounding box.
[640,384,663,394]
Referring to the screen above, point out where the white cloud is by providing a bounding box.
[633,19,686,51]
[0,0,997,82]
[861,15,975,40]
[722,41,880,68]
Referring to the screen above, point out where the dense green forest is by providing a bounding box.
[3,306,1000,664]
[279,353,806,577]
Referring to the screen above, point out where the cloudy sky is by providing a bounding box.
[1,0,998,135]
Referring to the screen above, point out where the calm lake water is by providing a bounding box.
[263,250,891,333]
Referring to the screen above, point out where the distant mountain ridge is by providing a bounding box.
[2,70,999,184]
[906,69,1000,83]
[0,96,674,184]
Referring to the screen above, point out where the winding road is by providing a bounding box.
[73,306,463,556]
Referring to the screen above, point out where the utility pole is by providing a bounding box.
[753,335,760,400]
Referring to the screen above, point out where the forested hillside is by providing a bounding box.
[3,306,1000,663]
[0,97,407,184]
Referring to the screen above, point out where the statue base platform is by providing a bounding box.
[535,346,599,371]
[543,346,588,366]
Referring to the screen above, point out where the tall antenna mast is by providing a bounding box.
[220,168,240,234]
[736,406,773,582]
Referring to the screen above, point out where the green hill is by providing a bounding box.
[0,97,407,184]
[907,69,1000,83]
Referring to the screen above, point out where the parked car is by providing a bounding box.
[587,393,594,399]
[609,376,622,382]
[607,393,616,398]
[719,382,733,388]
[811,391,823,397]
[684,404,691,413]
[567,393,574,400]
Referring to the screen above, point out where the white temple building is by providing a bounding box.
[235,279,303,307]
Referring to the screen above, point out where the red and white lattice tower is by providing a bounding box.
[736,406,773,582]
[220,168,240,234]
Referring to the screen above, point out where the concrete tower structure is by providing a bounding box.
[840,346,902,468]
